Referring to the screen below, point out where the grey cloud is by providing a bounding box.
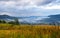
[36,0,56,5]
[54,0,60,4]
[0,0,60,17]
[0,0,19,1]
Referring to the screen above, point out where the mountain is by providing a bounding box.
[40,14,60,24]
[0,15,47,23]
[18,16,48,24]
[0,14,60,24]
[0,15,16,21]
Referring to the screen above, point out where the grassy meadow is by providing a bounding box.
[0,23,60,38]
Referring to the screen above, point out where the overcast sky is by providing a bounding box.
[0,0,60,17]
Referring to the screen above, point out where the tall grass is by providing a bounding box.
[0,23,60,38]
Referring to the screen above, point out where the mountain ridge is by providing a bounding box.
[0,14,60,24]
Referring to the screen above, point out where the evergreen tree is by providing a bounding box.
[0,20,2,23]
[0,20,6,23]
[2,20,6,23]
[14,18,20,25]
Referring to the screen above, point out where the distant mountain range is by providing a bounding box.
[0,14,60,24]
[0,15,16,21]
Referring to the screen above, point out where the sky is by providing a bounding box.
[0,0,60,17]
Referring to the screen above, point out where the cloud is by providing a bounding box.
[33,0,56,5]
[0,0,56,6]
[0,12,12,16]
[0,0,18,1]
[0,0,60,17]
[40,0,60,9]
[0,0,59,10]
[40,4,60,9]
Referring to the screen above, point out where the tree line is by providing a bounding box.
[0,18,20,25]
[0,18,60,26]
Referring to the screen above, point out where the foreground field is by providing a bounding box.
[0,24,60,38]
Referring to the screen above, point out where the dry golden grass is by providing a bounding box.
[0,23,60,38]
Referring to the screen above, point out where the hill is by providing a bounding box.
[0,14,60,24]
